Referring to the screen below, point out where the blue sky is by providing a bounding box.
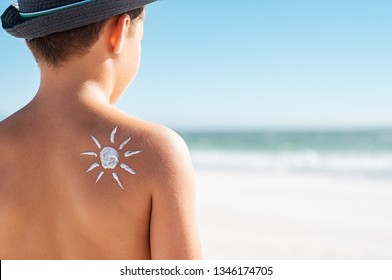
[1,0,392,130]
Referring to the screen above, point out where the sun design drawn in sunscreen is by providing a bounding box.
[81,127,142,189]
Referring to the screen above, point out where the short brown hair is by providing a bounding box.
[27,8,144,67]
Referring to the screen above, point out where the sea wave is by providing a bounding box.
[190,150,392,175]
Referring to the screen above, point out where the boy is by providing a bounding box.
[0,0,202,259]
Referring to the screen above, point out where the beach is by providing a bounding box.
[195,168,392,259]
[181,129,392,260]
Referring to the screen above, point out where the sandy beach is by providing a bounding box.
[195,168,392,260]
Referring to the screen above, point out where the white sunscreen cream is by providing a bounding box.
[81,127,143,189]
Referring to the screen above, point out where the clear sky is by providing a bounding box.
[1,0,392,130]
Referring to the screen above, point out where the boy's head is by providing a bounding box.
[27,8,144,67]
[1,1,156,67]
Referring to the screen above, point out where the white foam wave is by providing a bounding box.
[190,150,392,174]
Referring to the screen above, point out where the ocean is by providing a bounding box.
[180,129,392,177]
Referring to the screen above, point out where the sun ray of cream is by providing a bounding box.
[86,163,100,173]
[110,127,118,144]
[91,136,101,149]
[124,150,143,157]
[112,172,124,189]
[121,163,136,175]
[81,152,98,157]
[119,137,131,150]
[96,171,104,183]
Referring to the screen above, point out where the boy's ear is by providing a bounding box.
[109,13,131,55]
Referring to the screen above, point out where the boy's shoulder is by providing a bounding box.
[103,110,194,191]
[113,109,189,158]
[0,114,19,156]
[0,116,19,182]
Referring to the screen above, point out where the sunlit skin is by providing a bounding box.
[0,12,202,260]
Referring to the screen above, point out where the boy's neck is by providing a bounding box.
[35,57,117,106]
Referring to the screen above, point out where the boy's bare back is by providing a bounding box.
[0,97,200,259]
[0,1,201,260]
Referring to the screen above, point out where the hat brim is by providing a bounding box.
[2,0,157,40]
